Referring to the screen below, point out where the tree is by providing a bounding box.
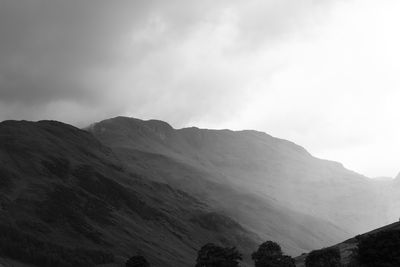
[305,247,341,267]
[195,243,242,267]
[252,241,295,267]
[126,255,150,267]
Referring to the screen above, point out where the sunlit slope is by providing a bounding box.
[90,116,388,254]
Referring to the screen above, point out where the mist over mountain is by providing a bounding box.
[0,117,398,267]
[89,117,396,234]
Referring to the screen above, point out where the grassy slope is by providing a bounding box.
[0,257,36,267]
[0,120,258,267]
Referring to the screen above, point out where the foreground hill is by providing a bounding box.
[295,220,400,266]
[89,116,393,254]
[0,120,258,267]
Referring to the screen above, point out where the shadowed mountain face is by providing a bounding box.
[89,117,397,253]
[0,120,259,267]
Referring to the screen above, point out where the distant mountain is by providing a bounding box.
[0,120,258,267]
[88,117,395,254]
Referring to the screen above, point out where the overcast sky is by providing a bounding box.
[0,0,399,178]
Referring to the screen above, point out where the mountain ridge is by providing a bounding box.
[90,116,354,171]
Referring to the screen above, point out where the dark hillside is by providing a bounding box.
[295,221,400,266]
[0,120,258,267]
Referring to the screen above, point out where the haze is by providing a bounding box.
[0,0,399,178]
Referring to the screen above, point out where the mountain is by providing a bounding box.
[0,120,259,267]
[0,117,397,267]
[88,117,395,254]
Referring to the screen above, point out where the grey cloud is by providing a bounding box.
[0,0,149,104]
[0,0,335,124]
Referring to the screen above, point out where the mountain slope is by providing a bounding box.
[88,116,390,255]
[89,117,394,234]
[0,120,258,267]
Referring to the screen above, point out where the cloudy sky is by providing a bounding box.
[1,0,399,178]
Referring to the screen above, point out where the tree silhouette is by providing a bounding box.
[252,241,295,267]
[305,247,340,267]
[195,243,242,267]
